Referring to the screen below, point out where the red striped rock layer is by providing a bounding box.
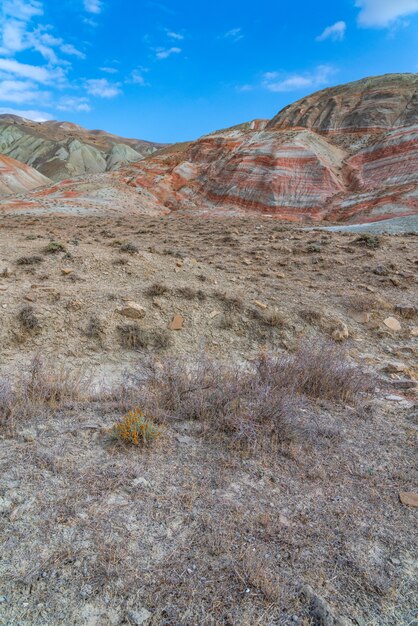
[0,154,51,198]
[124,75,418,222]
[125,127,348,219]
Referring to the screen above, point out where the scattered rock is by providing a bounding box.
[399,492,418,507]
[385,394,405,402]
[127,608,152,626]
[332,322,349,342]
[209,310,221,319]
[253,300,268,310]
[383,317,401,332]
[169,314,184,330]
[118,302,146,320]
[384,362,407,374]
[62,268,73,275]
[352,311,370,323]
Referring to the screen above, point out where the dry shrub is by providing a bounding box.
[85,316,105,340]
[344,293,380,312]
[119,242,139,254]
[145,283,169,297]
[215,291,244,311]
[111,408,159,446]
[176,286,206,301]
[0,356,90,429]
[353,233,380,249]
[118,325,172,350]
[16,255,43,266]
[300,308,322,324]
[43,241,66,254]
[18,305,41,332]
[117,342,371,450]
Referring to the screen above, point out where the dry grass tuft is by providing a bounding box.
[0,356,90,429]
[18,305,41,332]
[118,324,172,350]
[16,255,43,266]
[145,282,169,297]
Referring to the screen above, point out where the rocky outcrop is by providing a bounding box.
[0,154,51,198]
[0,116,164,182]
[123,73,418,222]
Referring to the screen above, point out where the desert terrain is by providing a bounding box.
[0,210,417,625]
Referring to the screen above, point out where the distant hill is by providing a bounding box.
[0,115,165,182]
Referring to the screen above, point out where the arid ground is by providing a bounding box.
[0,213,417,625]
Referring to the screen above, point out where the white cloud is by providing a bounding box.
[262,65,335,93]
[57,96,91,112]
[355,0,418,27]
[155,46,181,59]
[223,27,244,42]
[0,106,52,121]
[2,0,43,21]
[86,78,121,98]
[167,30,184,40]
[84,0,102,14]
[316,21,346,41]
[0,58,63,83]
[0,79,49,103]
[100,66,118,74]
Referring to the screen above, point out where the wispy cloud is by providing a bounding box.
[262,65,335,92]
[0,106,52,121]
[100,66,118,74]
[166,30,184,40]
[155,46,181,59]
[223,27,244,42]
[316,21,346,41]
[83,0,103,14]
[86,78,121,98]
[57,96,91,112]
[355,0,418,27]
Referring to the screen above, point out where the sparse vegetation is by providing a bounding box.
[353,233,381,249]
[111,408,159,445]
[18,305,41,332]
[119,242,139,254]
[43,241,66,254]
[16,255,43,265]
[118,324,172,350]
[145,282,169,297]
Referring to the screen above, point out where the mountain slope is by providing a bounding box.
[120,73,418,222]
[0,154,51,198]
[0,116,165,182]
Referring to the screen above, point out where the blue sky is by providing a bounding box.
[0,0,417,142]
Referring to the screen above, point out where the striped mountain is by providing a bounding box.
[122,73,418,222]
